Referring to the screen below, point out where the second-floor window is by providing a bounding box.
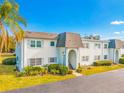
[30,40,42,48]
[37,41,41,47]
[31,40,35,47]
[95,43,101,49]
[83,43,89,48]
[104,44,108,49]
[50,41,55,46]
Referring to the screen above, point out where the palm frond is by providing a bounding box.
[0,0,26,53]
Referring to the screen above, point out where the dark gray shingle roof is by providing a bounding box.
[109,39,124,48]
[57,32,83,48]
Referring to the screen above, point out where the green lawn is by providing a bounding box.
[0,64,75,92]
[1,56,124,92]
[81,64,124,76]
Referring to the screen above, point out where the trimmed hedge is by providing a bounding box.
[2,58,16,65]
[119,58,124,64]
[48,64,68,75]
[93,60,112,66]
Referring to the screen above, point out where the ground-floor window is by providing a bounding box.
[82,56,89,61]
[48,57,57,63]
[104,55,108,59]
[28,58,43,66]
[94,55,100,60]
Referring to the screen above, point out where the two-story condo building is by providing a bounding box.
[16,31,124,71]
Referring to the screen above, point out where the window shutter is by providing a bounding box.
[27,40,31,48]
[48,58,50,63]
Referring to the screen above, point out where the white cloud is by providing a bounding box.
[114,32,121,35]
[122,31,124,33]
[111,21,124,25]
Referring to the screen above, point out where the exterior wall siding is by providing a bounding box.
[23,38,58,67]
[16,37,124,71]
[79,40,109,65]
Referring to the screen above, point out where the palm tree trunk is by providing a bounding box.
[0,21,4,53]
[0,21,2,53]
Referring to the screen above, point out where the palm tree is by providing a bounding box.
[0,0,26,53]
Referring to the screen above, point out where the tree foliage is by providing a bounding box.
[0,0,26,52]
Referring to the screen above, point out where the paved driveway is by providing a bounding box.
[3,69,124,93]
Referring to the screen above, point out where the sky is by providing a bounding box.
[17,0,124,40]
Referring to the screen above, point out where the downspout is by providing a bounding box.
[79,48,80,68]
[102,41,104,60]
[22,39,24,71]
[113,49,115,63]
[65,47,66,66]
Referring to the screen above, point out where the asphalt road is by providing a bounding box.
[3,68,124,93]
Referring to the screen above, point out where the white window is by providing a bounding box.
[104,44,108,49]
[94,55,100,60]
[36,41,41,47]
[29,58,43,66]
[95,43,101,49]
[29,58,35,66]
[83,43,89,48]
[82,56,89,61]
[104,55,108,59]
[35,58,42,65]
[29,40,42,48]
[48,57,57,63]
[30,40,35,47]
[50,41,55,46]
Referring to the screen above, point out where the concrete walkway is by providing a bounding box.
[3,68,124,93]
[72,70,82,76]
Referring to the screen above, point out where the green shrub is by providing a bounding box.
[68,70,73,74]
[16,72,26,77]
[119,58,124,64]
[24,66,45,76]
[16,66,47,77]
[59,66,68,76]
[48,64,68,75]
[43,69,48,74]
[93,60,112,66]
[2,58,16,65]
[76,68,82,73]
[55,70,60,74]
[43,64,49,67]
[48,64,60,72]
[50,69,60,75]
[50,69,56,75]
[29,71,39,76]
[122,54,124,57]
